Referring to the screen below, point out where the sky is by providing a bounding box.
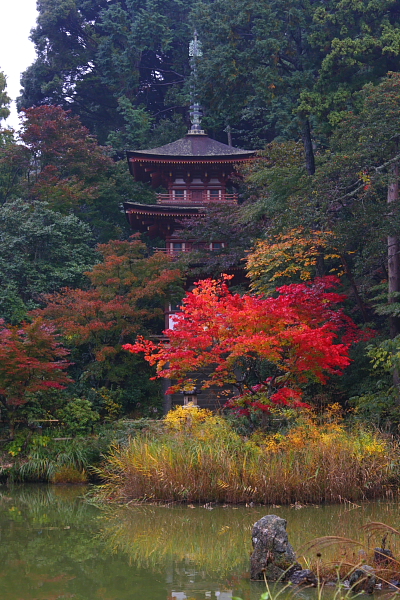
[0,0,38,131]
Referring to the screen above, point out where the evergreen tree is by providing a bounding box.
[19,0,197,147]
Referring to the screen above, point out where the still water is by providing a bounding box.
[0,485,399,600]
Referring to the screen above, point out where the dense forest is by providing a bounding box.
[1,0,400,443]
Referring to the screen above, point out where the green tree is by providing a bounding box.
[192,0,322,170]
[0,199,97,323]
[0,70,10,122]
[192,0,400,168]
[19,0,196,147]
[311,72,400,333]
[302,0,400,131]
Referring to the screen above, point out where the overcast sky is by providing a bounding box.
[0,0,38,130]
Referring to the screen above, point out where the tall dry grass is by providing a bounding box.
[96,406,399,504]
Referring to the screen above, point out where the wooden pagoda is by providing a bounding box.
[123,34,255,410]
[123,130,255,412]
[124,130,255,254]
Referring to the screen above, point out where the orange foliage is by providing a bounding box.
[246,227,341,293]
[33,237,182,360]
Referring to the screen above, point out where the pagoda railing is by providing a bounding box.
[153,243,224,255]
[153,247,193,255]
[156,192,238,205]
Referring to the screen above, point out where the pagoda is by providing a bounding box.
[124,130,254,253]
[123,34,256,410]
[124,31,255,256]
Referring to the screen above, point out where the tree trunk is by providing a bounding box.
[387,158,400,397]
[388,160,400,338]
[301,118,315,175]
[340,254,369,323]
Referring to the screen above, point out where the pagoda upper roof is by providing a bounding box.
[128,132,255,160]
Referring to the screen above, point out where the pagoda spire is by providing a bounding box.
[188,31,204,135]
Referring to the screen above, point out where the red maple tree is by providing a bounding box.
[124,275,358,412]
[0,318,71,434]
[33,237,183,394]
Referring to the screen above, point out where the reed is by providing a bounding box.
[97,407,399,504]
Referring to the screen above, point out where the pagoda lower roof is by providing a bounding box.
[127,132,255,161]
[123,201,203,217]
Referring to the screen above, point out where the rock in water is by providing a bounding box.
[374,547,393,565]
[289,569,318,586]
[349,566,376,594]
[250,515,301,581]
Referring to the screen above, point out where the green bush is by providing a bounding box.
[56,398,100,436]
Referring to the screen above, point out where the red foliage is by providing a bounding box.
[17,105,112,211]
[124,275,358,408]
[224,382,310,416]
[33,237,182,361]
[0,318,71,408]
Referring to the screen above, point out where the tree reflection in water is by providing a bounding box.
[1,486,400,600]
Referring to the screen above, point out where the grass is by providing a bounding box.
[298,522,400,592]
[96,405,399,504]
[1,434,104,483]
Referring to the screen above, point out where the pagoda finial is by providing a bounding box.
[188,31,205,135]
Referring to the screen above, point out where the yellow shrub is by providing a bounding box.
[51,466,88,484]
[165,403,215,430]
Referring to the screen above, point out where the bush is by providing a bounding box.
[56,398,100,436]
[3,433,104,482]
[51,465,88,484]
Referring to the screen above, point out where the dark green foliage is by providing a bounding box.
[349,337,400,430]
[56,398,100,436]
[192,0,321,151]
[19,0,196,147]
[178,202,263,279]
[0,71,10,122]
[0,200,97,322]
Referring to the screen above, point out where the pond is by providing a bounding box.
[0,485,399,600]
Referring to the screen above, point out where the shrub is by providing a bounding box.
[56,398,100,435]
[51,465,88,484]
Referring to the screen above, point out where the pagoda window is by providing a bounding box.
[169,241,185,254]
[173,189,186,200]
[210,242,224,251]
[209,189,221,200]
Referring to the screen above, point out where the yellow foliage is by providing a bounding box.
[246,227,341,293]
[261,414,388,462]
[51,466,88,484]
[164,403,223,434]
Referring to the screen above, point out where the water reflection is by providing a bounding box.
[0,486,399,600]
[101,501,400,599]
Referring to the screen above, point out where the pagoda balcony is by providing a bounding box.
[153,242,225,256]
[156,192,238,205]
[153,247,193,255]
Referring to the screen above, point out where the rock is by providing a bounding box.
[289,569,318,586]
[348,566,376,594]
[250,515,301,581]
[374,547,393,565]
[388,579,400,591]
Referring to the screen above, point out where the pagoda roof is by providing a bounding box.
[127,132,255,160]
[124,201,202,217]
[123,201,203,237]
